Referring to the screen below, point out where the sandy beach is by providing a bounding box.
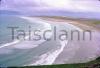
[37,17,100,64]
[0,16,100,66]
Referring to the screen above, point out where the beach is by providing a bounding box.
[37,17,100,64]
[0,16,100,66]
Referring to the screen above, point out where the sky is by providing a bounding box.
[0,0,100,18]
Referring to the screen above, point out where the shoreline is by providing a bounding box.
[37,17,100,64]
[0,16,100,66]
[27,40,68,66]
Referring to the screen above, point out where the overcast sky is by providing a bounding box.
[0,0,100,11]
[0,0,100,18]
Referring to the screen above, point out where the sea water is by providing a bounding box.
[0,16,65,66]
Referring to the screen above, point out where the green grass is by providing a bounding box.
[93,21,100,25]
[9,57,100,68]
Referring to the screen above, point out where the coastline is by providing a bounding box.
[37,17,100,64]
[0,16,100,66]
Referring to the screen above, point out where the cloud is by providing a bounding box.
[73,1,100,12]
[0,0,100,15]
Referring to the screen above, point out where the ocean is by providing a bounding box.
[0,15,99,66]
[0,16,66,66]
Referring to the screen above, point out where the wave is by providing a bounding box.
[26,40,68,66]
[0,16,52,49]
